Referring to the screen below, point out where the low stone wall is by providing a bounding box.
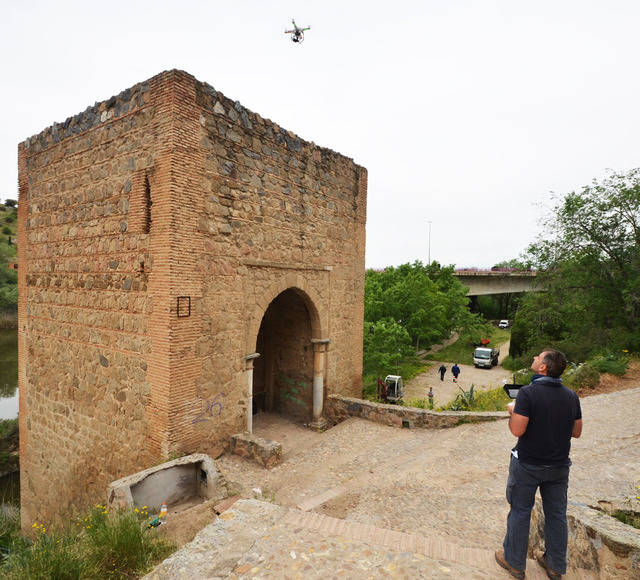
[530,500,640,578]
[325,395,507,429]
[230,433,282,469]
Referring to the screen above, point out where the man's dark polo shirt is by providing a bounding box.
[514,376,582,466]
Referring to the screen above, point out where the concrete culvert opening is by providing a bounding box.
[107,454,227,514]
[130,461,206,512]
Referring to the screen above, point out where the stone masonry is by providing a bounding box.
[17,70,367,529]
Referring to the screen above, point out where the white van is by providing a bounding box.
[473,347,500,368]
[498,320,510,329]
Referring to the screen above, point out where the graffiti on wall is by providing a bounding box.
[278,375,307,408]
[191,393,225,424]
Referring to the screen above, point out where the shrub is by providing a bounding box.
[447,385,476,411]
[0,505,175,579]
[563,362,600,390]
[83,505,173,578]
[3,528,88,579]
[513,369,534,385]
[589,353,629,376]
[471,387,511,411]
[441,385,511,412]
[1,227,10,236]
[4,216,14,224]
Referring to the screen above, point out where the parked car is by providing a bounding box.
[498,319,510,329]
[473,347,500,368]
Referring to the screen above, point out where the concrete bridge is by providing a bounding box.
[453,269,540,296]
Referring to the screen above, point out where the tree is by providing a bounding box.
[363,319,413,377]
[511,168,640,361]
[4,199,17,208]
[365,261,480,349]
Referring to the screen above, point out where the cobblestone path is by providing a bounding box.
[148,387,640,578]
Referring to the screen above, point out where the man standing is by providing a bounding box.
[495,349,582,579]
[438,364,447,381]
[451,363,460,383]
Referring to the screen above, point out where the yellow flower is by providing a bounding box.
[622,349,629,353]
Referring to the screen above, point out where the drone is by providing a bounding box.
[284,19,310,43]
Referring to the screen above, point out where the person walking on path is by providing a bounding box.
[451,363,460,383]
[495,349,582,579]
[438,364,447,381]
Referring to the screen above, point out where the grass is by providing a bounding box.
[612,510,640,530]
[425,327,511,366]
[0,504,175,579]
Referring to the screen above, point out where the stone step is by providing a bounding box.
[145,499,598,579]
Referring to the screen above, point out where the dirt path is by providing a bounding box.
[405,340,513,407]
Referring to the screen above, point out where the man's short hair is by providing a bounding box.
[542,348,567,378]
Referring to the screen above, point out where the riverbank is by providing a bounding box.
[0,312,17,330]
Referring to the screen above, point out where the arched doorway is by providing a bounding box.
[252,288,316,423]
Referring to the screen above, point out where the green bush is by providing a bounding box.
[446,385,476,411]
[3,529,88,579]
[83,505,172,578]
[3,216,15,224]
[0,505,175,579]
[1,227,10,236]
[439,385,511,412]
[563,362,600,390]
[589,353,629,376]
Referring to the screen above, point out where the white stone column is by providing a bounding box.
[244,353,260,433]
[310,339,330,428]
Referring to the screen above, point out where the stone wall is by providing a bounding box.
[530,501,640,578]
[18,70,366,528]
[325,395,508,429]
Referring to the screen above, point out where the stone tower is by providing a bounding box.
[17,70,367,527]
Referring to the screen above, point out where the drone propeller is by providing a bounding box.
[284,18,311,42]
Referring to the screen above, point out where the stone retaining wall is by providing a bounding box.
[230,433,282,469]
[530,500,640,578]
[325,395,507,429]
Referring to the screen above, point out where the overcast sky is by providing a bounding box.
[2,1,640,269]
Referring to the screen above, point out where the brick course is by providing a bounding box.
[18,70,366,529]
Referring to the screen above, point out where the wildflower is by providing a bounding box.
[622,349,629,353]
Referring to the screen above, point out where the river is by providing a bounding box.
[0,328,18,419]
